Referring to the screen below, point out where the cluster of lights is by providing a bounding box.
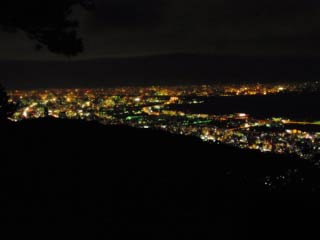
[8,83,320,160]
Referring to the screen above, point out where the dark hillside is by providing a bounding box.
[1,119,320,239]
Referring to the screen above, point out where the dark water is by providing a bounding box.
[172,94,320,121]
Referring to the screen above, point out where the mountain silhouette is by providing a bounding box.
[1,118,320,239]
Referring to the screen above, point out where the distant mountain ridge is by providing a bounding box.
[1,54,320,89]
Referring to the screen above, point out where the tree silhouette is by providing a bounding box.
[0,85,17,122]
[0,0,94,56]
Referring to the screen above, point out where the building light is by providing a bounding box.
[238,113,247,118]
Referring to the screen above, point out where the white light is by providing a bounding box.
[22,107,29,118]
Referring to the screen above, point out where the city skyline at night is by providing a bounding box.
[1,1,320,238]
[9,82,320,161]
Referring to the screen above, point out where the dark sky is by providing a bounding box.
[1,0,320,88]
[2,0,320,60]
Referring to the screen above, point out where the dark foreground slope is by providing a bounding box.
[1,119,320,239]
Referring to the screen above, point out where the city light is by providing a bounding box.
[8,82,320,161]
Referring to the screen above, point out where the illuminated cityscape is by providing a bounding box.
[3,0,320,235]
[9,82,320,161]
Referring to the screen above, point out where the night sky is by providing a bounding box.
[1,0,320,88]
